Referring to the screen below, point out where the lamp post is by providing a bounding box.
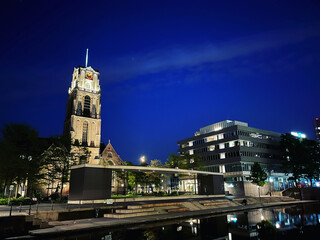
[139,155,147,194]
[269,178,274,197]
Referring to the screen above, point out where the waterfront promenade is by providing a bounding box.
[2,195,316,239]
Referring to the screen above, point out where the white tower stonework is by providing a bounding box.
[64,66,101,164]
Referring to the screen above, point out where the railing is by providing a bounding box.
[1,200,107,217]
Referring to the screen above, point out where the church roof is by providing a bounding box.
[101,140,124,165]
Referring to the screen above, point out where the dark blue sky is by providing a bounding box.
[1,0,320,164]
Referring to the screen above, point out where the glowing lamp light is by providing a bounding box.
[231,217,237,223]
[140,155,146,163]
[291,131,307,139]
[276,222,281,229]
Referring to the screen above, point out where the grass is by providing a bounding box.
[0,197,33,205]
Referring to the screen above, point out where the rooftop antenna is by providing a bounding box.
[85,48,89,67]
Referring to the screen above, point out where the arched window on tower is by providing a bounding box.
[82,121,88,146]
[76,101,82,115]
[83,96,91,117]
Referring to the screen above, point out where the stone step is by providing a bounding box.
[104,211,157,219]
[116,208,155,214]
[167,207,189,213]
[127,202,183,209]
[40,221,49,229]
[202,201,230,206]
[127,205,142,209]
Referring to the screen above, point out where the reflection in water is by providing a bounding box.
[227,203,320,239]
[48,203,320,240]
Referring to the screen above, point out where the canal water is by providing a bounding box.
[48,203,320,240]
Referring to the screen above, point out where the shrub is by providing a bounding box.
[0,198,8,205]
[170,191,179,196]
[11,197,33,205]
[53,196,68,203]
[0,197,33,205]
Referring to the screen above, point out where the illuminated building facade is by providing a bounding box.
[313,117,320,142]
[63,66,101,164]
[178,120,292,196]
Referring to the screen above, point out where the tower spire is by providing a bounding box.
[85,48,89,67]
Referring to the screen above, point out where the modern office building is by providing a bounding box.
[313,117,320,142]
[178,120,292,196]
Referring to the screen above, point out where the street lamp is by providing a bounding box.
[140,155,146,165]
[269,178,274,197]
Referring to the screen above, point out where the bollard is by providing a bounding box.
[19,202,22,212]
[51,200,53,210]
[95,208,99,218]
[36,201,39,212]
[28,203,31,215]
[9,204,13,217]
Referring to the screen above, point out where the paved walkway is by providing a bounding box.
[28,200,316,237]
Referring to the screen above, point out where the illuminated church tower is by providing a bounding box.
[63,51,101,164]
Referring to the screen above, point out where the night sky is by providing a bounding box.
[1,1,320,164]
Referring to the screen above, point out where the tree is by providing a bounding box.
[280,133,305,186]
[146,160,163,192]
[184,153,203,170]
[249,162,267,200]
[300,139,320,186]
[280,133,320,187]
[0,123,42,197]
[149,159,163,167]
[41,143,78,197]
[73,145,91,164]
[165,153,186,169]
[125,161,135,192]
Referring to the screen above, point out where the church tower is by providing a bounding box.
[63,58,101,164]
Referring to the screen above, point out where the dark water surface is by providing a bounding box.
[48,203,320,240]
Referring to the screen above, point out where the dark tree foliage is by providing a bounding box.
[165,153,203,170]
[184,153,203,170]
[41,135,90,196]
[280,133,305,185]
[165,153,186,169]
[249,162,267,199]
[0,123,43,197]
[302,139,320,186]
[280,133,320,186]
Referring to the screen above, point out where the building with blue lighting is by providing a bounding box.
[313,118,320,142]
[178,120,293,196]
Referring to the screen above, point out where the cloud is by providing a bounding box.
[101,27,319,82]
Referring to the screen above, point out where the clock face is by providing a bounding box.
[85,72,93,80]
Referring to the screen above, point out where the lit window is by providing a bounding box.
[82,121,88,145]
[83,96,91,117]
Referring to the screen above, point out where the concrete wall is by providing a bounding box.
[198,175,225,195]
[226,181,271,197]
[69,167,112,200]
